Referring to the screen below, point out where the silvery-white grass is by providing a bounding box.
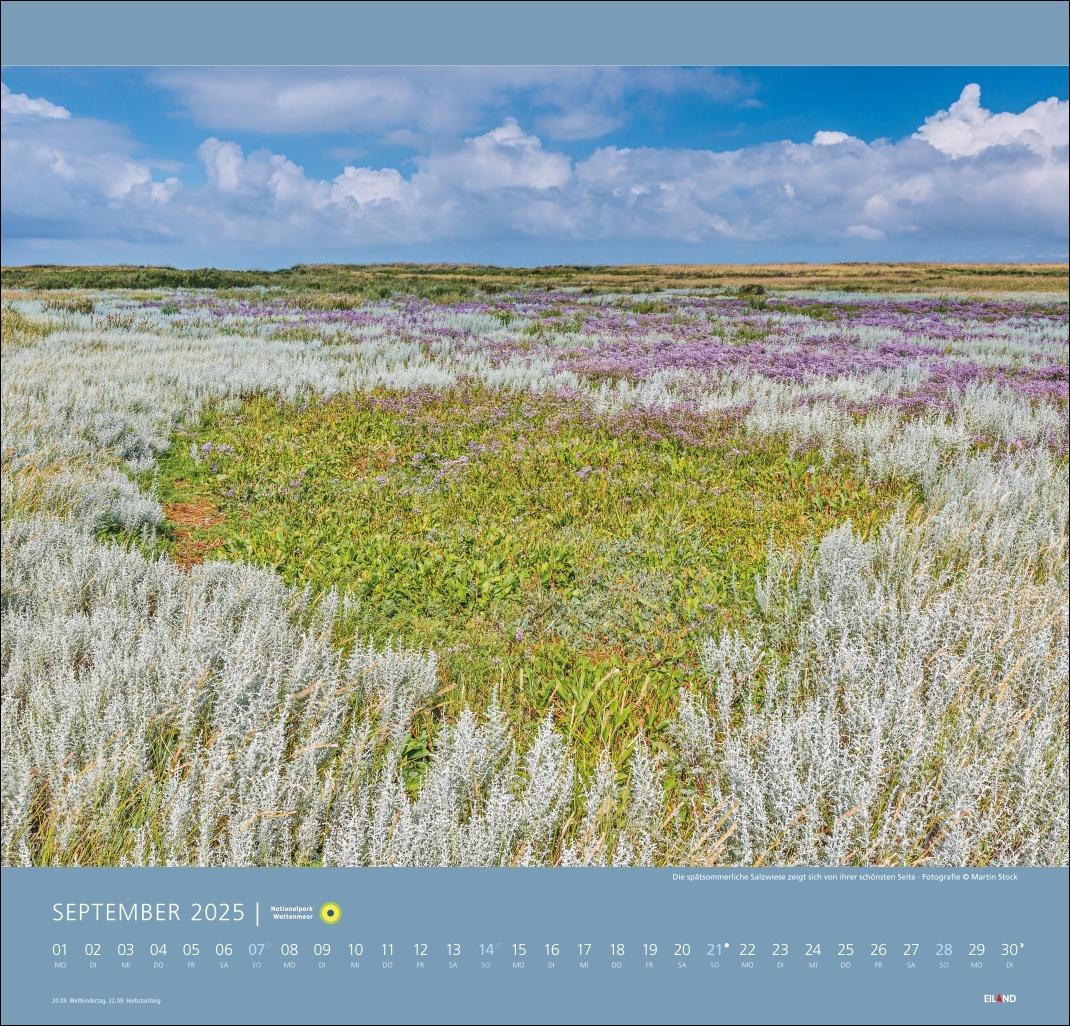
[1,291,1066,866]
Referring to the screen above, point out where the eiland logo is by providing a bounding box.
[984,994,1017,1004]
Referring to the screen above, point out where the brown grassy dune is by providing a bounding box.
[2,261,1067,298]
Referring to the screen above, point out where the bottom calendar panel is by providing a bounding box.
[1,867,1066,1025]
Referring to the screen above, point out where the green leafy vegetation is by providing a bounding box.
[158,386,912,767]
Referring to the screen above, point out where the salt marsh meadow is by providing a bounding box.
[2,264,1067,867]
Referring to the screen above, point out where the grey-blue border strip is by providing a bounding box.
[3,866,1068,1025]
[1,1,1068,67]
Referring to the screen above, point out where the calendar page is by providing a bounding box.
[1,3,1067,1024]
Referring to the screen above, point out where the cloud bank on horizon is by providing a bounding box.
[1,70,1067,267]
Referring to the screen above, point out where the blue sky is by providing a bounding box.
[1,66,1067,266]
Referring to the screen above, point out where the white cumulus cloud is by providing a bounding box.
[1,82,70,120]
[1,89,178,246]
[197,138,244,192]
[915,82,1069,158]
[417,119,571,191]
[331,166,407,206]
[812,130,856,146]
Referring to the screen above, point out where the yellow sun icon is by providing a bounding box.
[319,902,342,925]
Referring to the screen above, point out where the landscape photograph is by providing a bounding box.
[1,65,1067,869]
